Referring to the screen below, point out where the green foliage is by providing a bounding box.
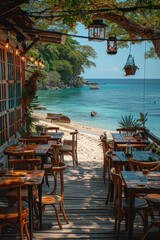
[137,112,148,126]
[24,0,160,58]
[23,69,46,133]
[29,37,97,87]
[118,114,141,128]
[54,60,72,83]
[35,125,43,134]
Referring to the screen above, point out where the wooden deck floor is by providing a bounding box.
[33,162,158,240]
[1,162,159,239]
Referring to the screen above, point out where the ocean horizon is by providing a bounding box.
[37,78,160,137]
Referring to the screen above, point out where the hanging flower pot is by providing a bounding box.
[123,54,139,76]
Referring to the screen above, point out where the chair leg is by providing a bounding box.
[50,172,58,195]
[52,204,62,229]
[24,221,30,240]
[45,170,50,187]
[59,201,69,224]
[140,223,153,240]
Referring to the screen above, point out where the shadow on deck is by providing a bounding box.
[33,162,158,240]
[1,162,159,239]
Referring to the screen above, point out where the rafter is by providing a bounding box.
[0,0,29,17]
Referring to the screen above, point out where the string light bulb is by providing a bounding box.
[5,38,9,49]
[34,58,38,66]
[30,55,34,62]
[15,45,19,56]
[21,56,25,62]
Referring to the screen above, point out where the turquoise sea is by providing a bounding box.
[37,78,160,137]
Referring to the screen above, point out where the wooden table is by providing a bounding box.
[112,150,160,172]
[0,170,44,240]
[121,170,160,240]
[112,133,150,150]
[4,144,51,167]
[27,132,64,143]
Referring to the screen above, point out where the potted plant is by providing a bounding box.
[123,54,139,76]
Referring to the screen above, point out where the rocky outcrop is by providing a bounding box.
[91,111,97,117]
[46,113,71,123]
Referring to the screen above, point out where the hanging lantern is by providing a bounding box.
[88,19,107,41]
[123,54,139,76]
[107,34,117,54]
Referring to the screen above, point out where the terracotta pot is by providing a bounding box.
[124,67,136,76]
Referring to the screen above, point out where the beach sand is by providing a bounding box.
[32,112,114,168]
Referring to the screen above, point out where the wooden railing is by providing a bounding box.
[144,128,160,146]
[116,126,160,146]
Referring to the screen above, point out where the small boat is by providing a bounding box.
[90,84,99,90]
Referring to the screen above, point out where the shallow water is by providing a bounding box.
[37,78,160,137]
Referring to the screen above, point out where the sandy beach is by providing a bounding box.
[32,112,114,168]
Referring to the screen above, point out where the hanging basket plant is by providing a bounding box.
[123,54,139,76]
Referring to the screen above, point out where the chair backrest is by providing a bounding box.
[100,137,112,154]
[19,137,47,145]
[5,148,35,159]
[0,178,25,239]
[105,150,113,173]
[46,127,59,132]
[8,158,41,171]
[128,158,160,171]
[51,162,67,198]
[110,167,123,217]
[50,144,61,166]
[63,130,78,150]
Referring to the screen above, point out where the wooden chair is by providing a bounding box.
[128,158,160,172]
[0,178,30,240]
[110,167,149,240]
[36,162,69,229]
[129,158,160,222]
[99,135,114,182]
[8,158,41,171]
[4,148,35,159]
[60,130,78,169]
[43,144,61,187]
[105,150,114,204]
[7,158,41,225]
[141,216,160,240]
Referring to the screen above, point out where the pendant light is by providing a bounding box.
[88,20,107,41]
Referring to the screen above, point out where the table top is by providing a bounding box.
[29,132,64,139]
[121,170,160,191]
[113,150,160,163]
[4,144,51,156]
[112,133,150,144]
[0,170,44,186]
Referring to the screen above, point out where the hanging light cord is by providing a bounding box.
[143,41,146,114]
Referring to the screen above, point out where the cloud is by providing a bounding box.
[101,67,119,72]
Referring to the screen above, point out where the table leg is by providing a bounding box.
[128,190,135,240]
[28,186,33,240]
[38,184,43,229]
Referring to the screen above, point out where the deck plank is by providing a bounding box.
[1,164,159,239]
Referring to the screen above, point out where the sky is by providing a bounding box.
[72,24,160,79]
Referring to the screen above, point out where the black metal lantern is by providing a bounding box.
[107,34,117,54]
[88,19,107,41]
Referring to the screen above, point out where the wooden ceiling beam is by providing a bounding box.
[0,0,28,17]
[21,37,40,56]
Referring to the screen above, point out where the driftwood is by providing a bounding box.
[46,113,71,123]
